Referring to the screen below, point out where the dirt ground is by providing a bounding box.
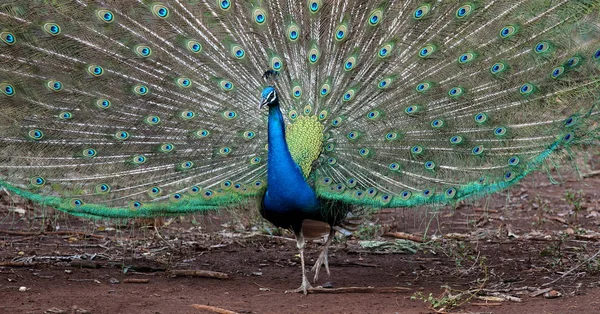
[1,161,600,314]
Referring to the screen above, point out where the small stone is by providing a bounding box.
[251,272,262,276]
[544,290,562,299]
[19,286,27,292]
[108,278,120,284]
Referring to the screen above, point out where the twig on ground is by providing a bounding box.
[190,304,239,314]
[170,269,230,279]
[542,248,600,287]
[384,232,424,243]
[306,286,411,294]
[0,229,105,239]
[123,278,150,283]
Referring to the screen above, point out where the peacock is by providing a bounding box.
[1,0,600,294]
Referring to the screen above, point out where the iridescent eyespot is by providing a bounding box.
[458,52,475,64]
[59,111,73,120]
[416,82,431,92]
[385,132,398,141]
[534,41,550,54]
[490,62,506,74]
[504,171,515,181]
[28,129,44,140]
[195,129,210,138]
[71,199,84,207]
[180,110,195,120]
[253,8,267,24]
[243,131,256,139]
[288,110,298,120]
[114,130,130,140]
[43,23,61,36]
[367,110,381,120]
[414,5,430,20]
[325,143,335,152]
[31,176,46,187]
[431,119,445,128]
[220,80,234,91]
[152,4,170,18]
[288,24,300,41]
[129,201,143,209]
[474,112,487,124]
[450,135,463,144]
[218,0,231,10]
[378,78,392,89]
[145,115,160,125]
[342,89,355,101]
[519,83,534,95]
[344,56,357,71]
[320,82,330,96]
[566,56,581,68]
[448,87,463,97]
[223,110,237,119]
[424,161,436,170]
[134,45,152,57]
[456,4,473,18]
[87,65,104,77]
[160,143,174,152]
[550,66,564,79]
[292,85,302,98]
[219,147,232,155]
[368,9,383,26]
[180,161,194,169]
[47,80,62,91]
[270,56,283,71]
[331,117,342,127]
[308,0,321,13]
[419,44,435,58]
[133,84,149,95]
[231,45,245,59]
[471,145,484,155]
[411,145,423,155]
[308,46,320,64]
[96,9,114,23]
[250,157,261,164]
[594,49,600,60]
[327,157,337,165]
[95,184,111,194]
[96,99,111,109]
[322,177,332,185]
[564,116,577,127]
[189,185,201,194]
[405,105,420,115]
[499,25,517,38]
[186,40,202,53]
[334,23,348,41]
[318,110,328,120]
[508,156,520,166]
[170,193,183,202]
[83,148,97,158]
[563,132,574,142]
[494,127,507,136]
[133,155,146,164]
[389,162,400,171]
[347,131,359,140]
[401,191,412,200]
[1,31,16,45]
[445,188,457,199]
[423,189,433,198]
[378,43,393,58]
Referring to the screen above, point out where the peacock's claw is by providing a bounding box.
[285,279,313,295]
[311,247,330,283]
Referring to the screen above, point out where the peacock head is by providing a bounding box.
[259,86,278,109]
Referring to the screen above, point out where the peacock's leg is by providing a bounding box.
[311,227,336,283]
[285,230,313,294]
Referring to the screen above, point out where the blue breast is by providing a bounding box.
[261,105,321,231]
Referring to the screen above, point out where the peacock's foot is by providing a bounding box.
[311,247,330,283]
[285,278,313,295]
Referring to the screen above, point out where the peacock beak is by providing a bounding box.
[258,97,268,109]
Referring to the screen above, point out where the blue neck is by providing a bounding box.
[263,104,319,217]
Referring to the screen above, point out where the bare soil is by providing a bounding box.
[1,164,600,314]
